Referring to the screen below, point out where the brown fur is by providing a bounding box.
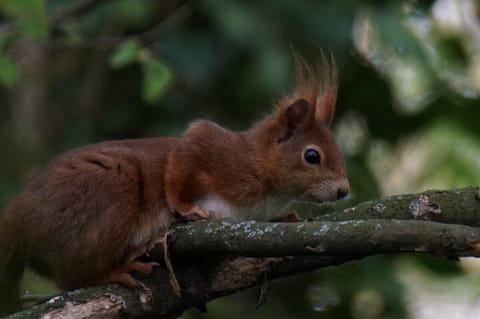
[165,54,348,215]
[0,138,176,315]
[0,56,348,316]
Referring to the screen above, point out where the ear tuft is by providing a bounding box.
[278,98,309,143]
[292,50,338,127]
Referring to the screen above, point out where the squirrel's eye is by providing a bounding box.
[304,149,321,165]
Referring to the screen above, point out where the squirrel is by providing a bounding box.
[0,56,349,316]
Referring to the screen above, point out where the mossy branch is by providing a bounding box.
[6,186,480,319]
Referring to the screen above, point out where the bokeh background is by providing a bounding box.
[1,0,480,318]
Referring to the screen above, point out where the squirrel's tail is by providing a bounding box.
[0,211,26,317]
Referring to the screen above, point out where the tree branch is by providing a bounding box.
[170,219,480,258]
[6,186,480,318]
[302,186,480,225]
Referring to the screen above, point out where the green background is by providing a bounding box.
[1,1,480,318]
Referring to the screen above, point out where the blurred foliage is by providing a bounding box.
[1,0,480,318]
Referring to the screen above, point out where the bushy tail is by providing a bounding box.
[0,213,26,317]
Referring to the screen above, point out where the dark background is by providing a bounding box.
[1,1,480,318]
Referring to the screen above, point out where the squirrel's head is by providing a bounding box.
[260,53,349,203]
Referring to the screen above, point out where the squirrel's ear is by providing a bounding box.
[278,98,309,143]
[315,83,337,127]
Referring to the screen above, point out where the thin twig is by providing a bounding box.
[49,0,110,23]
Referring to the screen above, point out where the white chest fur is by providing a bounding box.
[194,193,292,220]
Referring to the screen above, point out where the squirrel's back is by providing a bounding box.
[0,137,177,316]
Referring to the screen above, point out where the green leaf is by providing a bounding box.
[109,0,151,27]
[109,38,141,69]
[1,0,48,41]
[0,53,18,87]
[141,57,172,104]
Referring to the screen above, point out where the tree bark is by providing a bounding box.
[6,186,480,319]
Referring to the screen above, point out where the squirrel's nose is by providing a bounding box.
[337,185,350,199]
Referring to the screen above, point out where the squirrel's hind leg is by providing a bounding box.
[93,259,157,288]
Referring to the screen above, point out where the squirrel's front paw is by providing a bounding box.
[176,205,219,221]
[269,211,303,222]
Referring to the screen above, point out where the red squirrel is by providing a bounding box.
[0,56,349,315]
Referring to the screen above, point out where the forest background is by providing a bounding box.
[1,1,480,318]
